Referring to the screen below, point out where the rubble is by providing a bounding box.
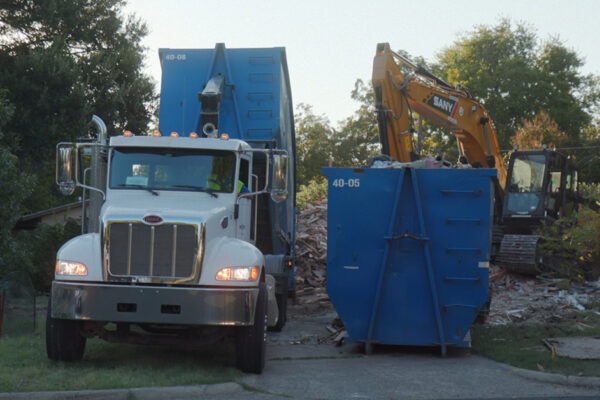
[294,199,328,305]
[486,264,600,325]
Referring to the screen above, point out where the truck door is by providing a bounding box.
[236,156,252,242]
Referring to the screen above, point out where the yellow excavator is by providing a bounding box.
[372,43,580,275]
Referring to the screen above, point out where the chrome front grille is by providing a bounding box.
[106,222,202,282]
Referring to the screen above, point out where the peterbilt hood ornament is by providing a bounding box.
[143,215,163,224]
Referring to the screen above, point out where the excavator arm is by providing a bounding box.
[372,43,507,193]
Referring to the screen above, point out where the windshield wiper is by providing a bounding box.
[172,185,218,198]
[117,184,159,196]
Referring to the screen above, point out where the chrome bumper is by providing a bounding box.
[51,281,259,326]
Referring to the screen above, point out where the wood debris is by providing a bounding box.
[486,264,600,325]
[295,199,328,305]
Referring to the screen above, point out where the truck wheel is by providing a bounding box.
[269,292,287,332]
[235,282,267,373]
[46,297,86,361]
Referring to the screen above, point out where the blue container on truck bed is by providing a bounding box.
[158,43,296,288]
[322,167,495,354]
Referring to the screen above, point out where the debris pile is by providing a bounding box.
[487,265,600,325]
[294,199,329,305]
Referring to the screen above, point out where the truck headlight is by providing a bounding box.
[216,266,259,281]
[55,260,88,276]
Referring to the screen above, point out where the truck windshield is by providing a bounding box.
[110,148,236,193]
[505,153,547,214]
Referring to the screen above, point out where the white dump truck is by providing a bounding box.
[48,44,296,374]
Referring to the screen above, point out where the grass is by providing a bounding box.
[0,309,241,392]
[471,312,600,377]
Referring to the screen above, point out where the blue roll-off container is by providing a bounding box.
[157,44,296,288]
[322,167,495,355]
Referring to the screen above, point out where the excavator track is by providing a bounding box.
[496,234,541,275]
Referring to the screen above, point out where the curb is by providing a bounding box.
[0,382,243,400]
[498,362,600,389]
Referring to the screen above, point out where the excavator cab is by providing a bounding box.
[502,150,576,229]
[496,149,578,274]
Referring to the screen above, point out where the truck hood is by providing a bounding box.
[101,190,232,225]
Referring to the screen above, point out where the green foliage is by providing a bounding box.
[0,92,35,277]
[537,208,600,280]
[579,182,600,202]
[15,219,81,293]
[296,177,328,210]
[0,0,156,213]
[295,80,380,186]
[333,79,380,167]
[435,19,599,150]
[295,103,335,185]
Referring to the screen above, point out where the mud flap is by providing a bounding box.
[265,274,279,328]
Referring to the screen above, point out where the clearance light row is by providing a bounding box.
[123,131,230,139]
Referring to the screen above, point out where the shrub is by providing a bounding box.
[538,207,600,280]
[15,218,81,293]
[297,177,328,210]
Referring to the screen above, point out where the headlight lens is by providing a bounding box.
[216,266,259,281]
[55,260,88,276]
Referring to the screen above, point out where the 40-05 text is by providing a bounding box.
[331,178,360,188]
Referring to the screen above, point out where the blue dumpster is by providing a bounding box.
[322,167,495,355]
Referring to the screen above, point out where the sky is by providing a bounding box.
[124,0,600,128]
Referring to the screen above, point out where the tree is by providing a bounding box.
[333,79,380,167]
[0,0,156,212]
[511,111,569,150]
[295,103,335,185]
[0,90,34,276]
[435,19,599,149]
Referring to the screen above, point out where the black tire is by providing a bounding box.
[235,282,267,374]
[269,292,287,332]
[46,297,86,361]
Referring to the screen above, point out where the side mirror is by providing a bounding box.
[271,154,288,203]
[56,144,76,195]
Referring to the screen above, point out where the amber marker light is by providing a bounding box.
[216,268,231,281]
[123,130,133,136]
[152,131,161,137]
[189,132,199,138]
[250,266,259,281]
[170,132,179,137]
[220,133,229,140]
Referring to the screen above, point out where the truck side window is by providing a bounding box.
[239,158,249,191]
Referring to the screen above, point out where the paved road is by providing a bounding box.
[232,310,600,400]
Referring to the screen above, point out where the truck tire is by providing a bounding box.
[46,297,86,361]
[269,292,287,332]
[235,282,267,373]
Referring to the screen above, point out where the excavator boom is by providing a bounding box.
[372,43,507,193]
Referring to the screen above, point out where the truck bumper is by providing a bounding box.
[51,281,259,326]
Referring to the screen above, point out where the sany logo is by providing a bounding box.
[426,94,458,117]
